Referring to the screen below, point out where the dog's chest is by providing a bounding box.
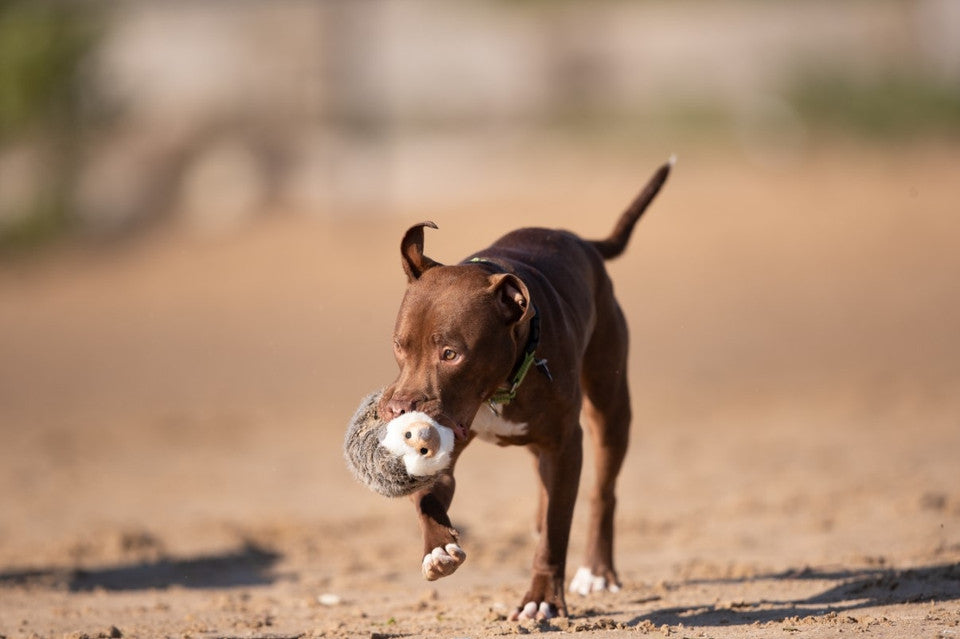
[471,404,529,444]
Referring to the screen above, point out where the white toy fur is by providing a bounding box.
[380,412,455,477]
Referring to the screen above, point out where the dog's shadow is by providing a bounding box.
[0,542,281,592]
[626,562,960,628]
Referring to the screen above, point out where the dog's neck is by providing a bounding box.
[466,257,550,408]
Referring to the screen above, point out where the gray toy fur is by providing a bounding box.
[343,390,438,498]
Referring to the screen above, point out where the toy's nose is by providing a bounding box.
[402,423,440,457]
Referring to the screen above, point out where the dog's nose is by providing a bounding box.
[402,423,440,457]
[383,396,419,421]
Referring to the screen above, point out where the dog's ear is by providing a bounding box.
[490,273,534,325]
[401,221,441,281]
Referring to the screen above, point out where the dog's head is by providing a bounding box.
[378,222,534,438]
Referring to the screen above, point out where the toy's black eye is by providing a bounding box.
[441,348,458,361]
[404,431,412,439]
[419,448,428,455]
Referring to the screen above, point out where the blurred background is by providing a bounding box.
[1,0,959,594]
[3,0,960,243]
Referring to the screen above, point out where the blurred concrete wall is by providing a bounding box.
[97,1,958,125]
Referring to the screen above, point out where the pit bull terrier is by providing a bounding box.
[378,158,672,620]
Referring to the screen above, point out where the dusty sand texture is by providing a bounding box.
[1,145,959,638]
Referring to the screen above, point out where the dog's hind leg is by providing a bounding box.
[571,302,631,596]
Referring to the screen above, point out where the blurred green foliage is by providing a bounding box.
[790,73,960,140]
[0,1,99,139]
[0,1,102,250]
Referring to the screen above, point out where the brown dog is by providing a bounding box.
[378,159,672,620]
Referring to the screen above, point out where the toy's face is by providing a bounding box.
[380,265,521,437]
[380,411,455,477]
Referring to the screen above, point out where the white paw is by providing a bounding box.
[569,566,621,596]
[513,601,555,621]
[421,543,466,581]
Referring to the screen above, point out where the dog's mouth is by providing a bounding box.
[431,411,470,441]
[380,392,477,441]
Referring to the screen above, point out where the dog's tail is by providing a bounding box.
[590,155,674,260]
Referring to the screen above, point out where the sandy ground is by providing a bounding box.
[1,143,959,638]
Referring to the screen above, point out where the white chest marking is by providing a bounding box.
[471,404,529,443]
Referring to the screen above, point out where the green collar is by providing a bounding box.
[468,257,552,408]
[488,307,542,406]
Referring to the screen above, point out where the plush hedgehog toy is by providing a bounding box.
[343,390,456,498]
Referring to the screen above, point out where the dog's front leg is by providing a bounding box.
[414,470,466,580]
[511,430,583,620]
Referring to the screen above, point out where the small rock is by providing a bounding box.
[636,619,656,634]
[318,593,342,606]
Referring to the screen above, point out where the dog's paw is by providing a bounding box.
[509,573,567,621]
[421,543,466,581]
[509,600,558,621]
[569,566,621,596]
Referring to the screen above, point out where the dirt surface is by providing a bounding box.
[2,143,959,638]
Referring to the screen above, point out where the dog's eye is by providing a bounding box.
[441,348,458,362]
